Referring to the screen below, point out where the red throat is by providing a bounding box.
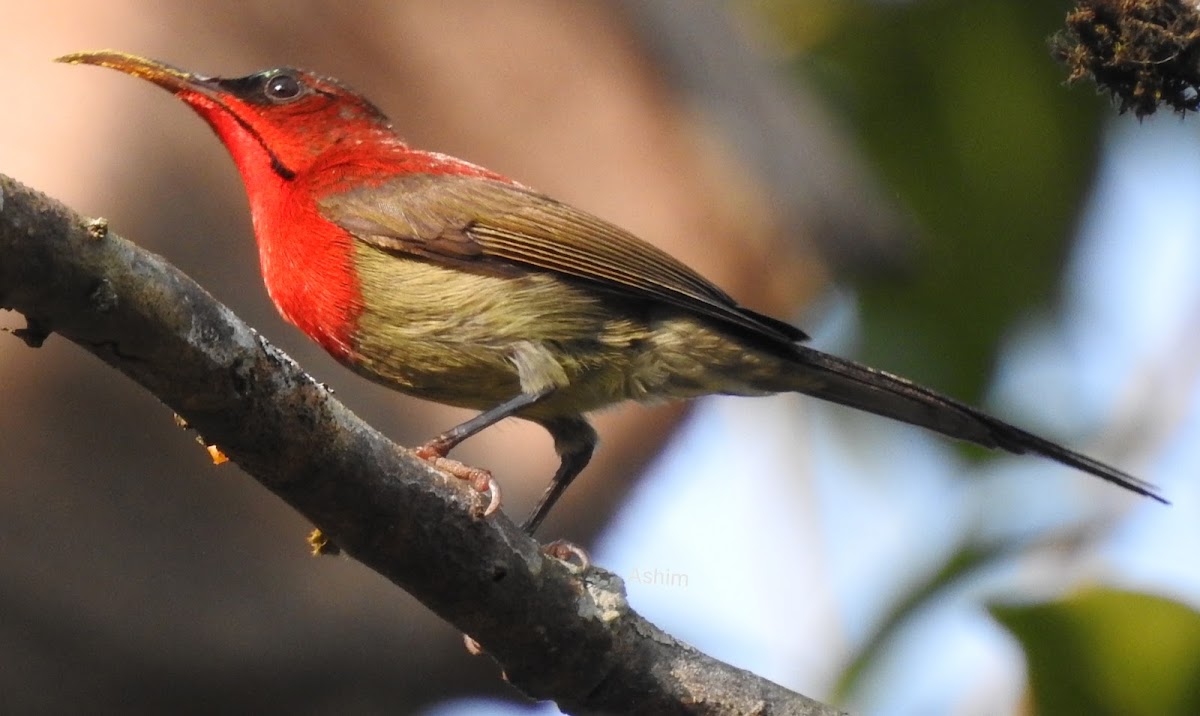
[182,90,363,361]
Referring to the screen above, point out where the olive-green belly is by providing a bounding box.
[346,242,790,418]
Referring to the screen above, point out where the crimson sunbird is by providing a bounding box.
[58,51,1165,535]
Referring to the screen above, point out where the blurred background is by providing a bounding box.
[2,1,1198,714]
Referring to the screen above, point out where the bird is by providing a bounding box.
[58,50,1165,536]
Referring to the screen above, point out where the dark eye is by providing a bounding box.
[264,72,303,102]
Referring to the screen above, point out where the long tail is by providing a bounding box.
[786,344,1166,503]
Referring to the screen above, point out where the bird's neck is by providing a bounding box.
[248,175,362,362]
[216,132,365,362]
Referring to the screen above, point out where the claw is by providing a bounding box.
[543,539,591,571]
[480,473,502,517]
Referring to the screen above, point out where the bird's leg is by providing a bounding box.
[415,388,553,517]
[521,417,597,535]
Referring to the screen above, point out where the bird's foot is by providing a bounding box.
[543,539,590,571]
[414,443,502,518]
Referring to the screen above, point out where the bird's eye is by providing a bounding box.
[264,73,303,102]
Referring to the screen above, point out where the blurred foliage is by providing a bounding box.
[993,590,1200,715]
[831,542,1000,700]
[739,2,1186,713]
[752,0,1107,402]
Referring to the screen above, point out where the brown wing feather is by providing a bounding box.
[317,172,1169,505]
[318,173,807,345]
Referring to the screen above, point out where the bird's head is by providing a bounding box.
[58,50,397,182]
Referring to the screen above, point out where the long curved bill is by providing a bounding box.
[55,50,212,94]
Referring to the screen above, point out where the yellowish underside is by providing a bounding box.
[347,241,793,420]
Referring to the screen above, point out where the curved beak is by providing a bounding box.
[55,50,214,95]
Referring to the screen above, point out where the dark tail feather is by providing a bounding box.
[786,345,1167,503]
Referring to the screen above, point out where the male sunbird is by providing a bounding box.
[59,51,1165,535]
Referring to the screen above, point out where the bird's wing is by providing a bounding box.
[317,173,807,345]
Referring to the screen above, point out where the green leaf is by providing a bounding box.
[992,589,1200,716]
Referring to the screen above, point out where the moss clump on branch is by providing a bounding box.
[1052,0,1200,116]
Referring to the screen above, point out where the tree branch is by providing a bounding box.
[0,173,842,716]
